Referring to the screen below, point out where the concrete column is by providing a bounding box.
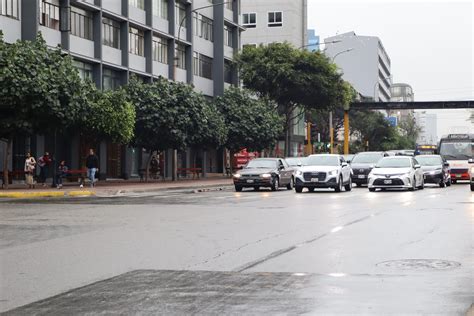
[21,0,39,41]
[213,2,225,96]
[60,0,70,50]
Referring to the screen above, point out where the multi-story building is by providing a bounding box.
[0,0,241,179]
[241,0,308,156]
[307,29,319,52]
[324,31,392,102]
[415,111,438,144]
[390,83,415,123]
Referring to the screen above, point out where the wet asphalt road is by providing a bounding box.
[0,184,473,315]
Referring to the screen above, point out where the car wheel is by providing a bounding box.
[295,186,303,193]
[344,177,352,191]
[471,183,474,191]
[452,179,457,184]
[439,181,446,188]
[408,177,416,191]
[418,178,424,190]
[235,185,243,192]
[369,188,376,192]
[254,186,260,191]
[271,177,279,191]
[447,178,452,186]
[286,177,294,190]
[335,176,343,192]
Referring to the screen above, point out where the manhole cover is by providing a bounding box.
[376,259,461,271]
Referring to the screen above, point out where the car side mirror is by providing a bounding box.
[297,162,302,167]
[341,162,348,167]
[443,162,450,167]
[414,164,421,169]
[346,159,351,164]
[279,165,285,170]
[468,159,474,164]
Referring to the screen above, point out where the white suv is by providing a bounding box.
[294,154,352,193]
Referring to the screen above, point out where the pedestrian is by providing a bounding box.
[24,152,36,189]
[85,148,99,188]
[55,160,69,189]
[37,152,52,187]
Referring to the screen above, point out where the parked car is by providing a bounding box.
[415,155,451,188]
[294,154,352,193]
[368,156,424,192]
[469,159,474,191]
[350,152,388,187]
[232,158,294,192]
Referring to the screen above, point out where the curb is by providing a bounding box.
[111,183,233,196]
[0,191,95,199]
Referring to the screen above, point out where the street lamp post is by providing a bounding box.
[171,1,231,181]
[330,48,354,154]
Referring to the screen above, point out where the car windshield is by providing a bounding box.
[415,156,442,166]
[439,141,473,160]
[376,158,411,168]
[245,159,277,169]
[285,157,307,166]
[351,153,383,164]
[306,156,339,166]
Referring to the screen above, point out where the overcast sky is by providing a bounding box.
[307,0,473,137]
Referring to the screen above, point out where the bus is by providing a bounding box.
[438,134,474,183]
[415,144,437,155]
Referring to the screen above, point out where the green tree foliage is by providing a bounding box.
[350,110,396,151]
[397,112,421,146]
[75,82,135,144]
[213,87,283,153]
[237,42,347,155]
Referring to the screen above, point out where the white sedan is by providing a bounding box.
[294,154,352,193]
[368,156,424,192]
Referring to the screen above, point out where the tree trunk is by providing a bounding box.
[284,110,292,157]
[3,137,12,189]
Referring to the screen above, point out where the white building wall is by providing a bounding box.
[241,0,307,48]
[0,16,21,43]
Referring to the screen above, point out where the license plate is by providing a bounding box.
[246,179,254,183]
[358,175,365,179]
[384,179,392,184]
[310,178,319,182]
[455,174,462,178]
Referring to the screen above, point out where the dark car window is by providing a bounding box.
[416,156,443,166]
[351,153,383,164]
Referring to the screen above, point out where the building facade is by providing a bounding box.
[324,32,392,102]
[307,28,319,51]
[0,0,241,179]
[240,0,308,156]
[415,111,438,145]
[390,83,415,123]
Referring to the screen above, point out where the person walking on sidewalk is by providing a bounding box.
[24,153,36,189]
[85,149,99,188]
[37,152,52,187]
[55,160,69,189]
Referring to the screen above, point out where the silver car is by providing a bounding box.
[368,156,424,192]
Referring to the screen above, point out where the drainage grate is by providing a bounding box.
[376,259,461,271]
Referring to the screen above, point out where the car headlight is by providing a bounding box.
[295,170,303,176]
[233,174,241,178]
[328,170,338,176]
[260,173,272,178]
[470,167,474,174]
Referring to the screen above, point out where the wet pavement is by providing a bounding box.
[0,184,473,314]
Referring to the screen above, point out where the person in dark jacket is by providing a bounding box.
[37,152,52,186]
[55,160,69,189]
[85,149,99,188]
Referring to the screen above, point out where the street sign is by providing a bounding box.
[386,116,398,127]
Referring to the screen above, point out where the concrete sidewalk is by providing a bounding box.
[0,177,233,199]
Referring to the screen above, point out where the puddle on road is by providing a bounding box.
[376,259,461,271]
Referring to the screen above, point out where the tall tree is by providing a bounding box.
[213,87,283,169]
[0,33,85,187]
[237,42,347,155]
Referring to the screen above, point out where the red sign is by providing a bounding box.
[233,149,259,169]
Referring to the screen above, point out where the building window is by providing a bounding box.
[194,13,213,42]
[102,18,120,49]
[224,25,233,47]
[153,36,168,64]
[129,0,144,10]
[242,13,256,28]
[175,2,186,25]
[193,53,212,80]
[225,1,233,10]
[70,6,93,40]
[73,60,93,80]
[103,68,121,90]
[40,1,60,30]
[268,11,282,27]
[152,0,168,19]
[175,44,186,69]
[129,27,144,56]
[0,0,19,19]
[224,59,233,84]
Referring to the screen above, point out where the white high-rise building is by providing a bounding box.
[415,112,438,144]
[324,32,392,102]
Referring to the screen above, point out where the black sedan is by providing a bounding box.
[233,158,294,192]
[350,152,388,186]
[416,155,451,187]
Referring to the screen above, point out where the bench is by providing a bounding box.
[138,168,162,182]
[177,167,202,179]
[0,170,26,188]
[60,169,88,185]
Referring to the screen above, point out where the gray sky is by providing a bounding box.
[308,0,473,137]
